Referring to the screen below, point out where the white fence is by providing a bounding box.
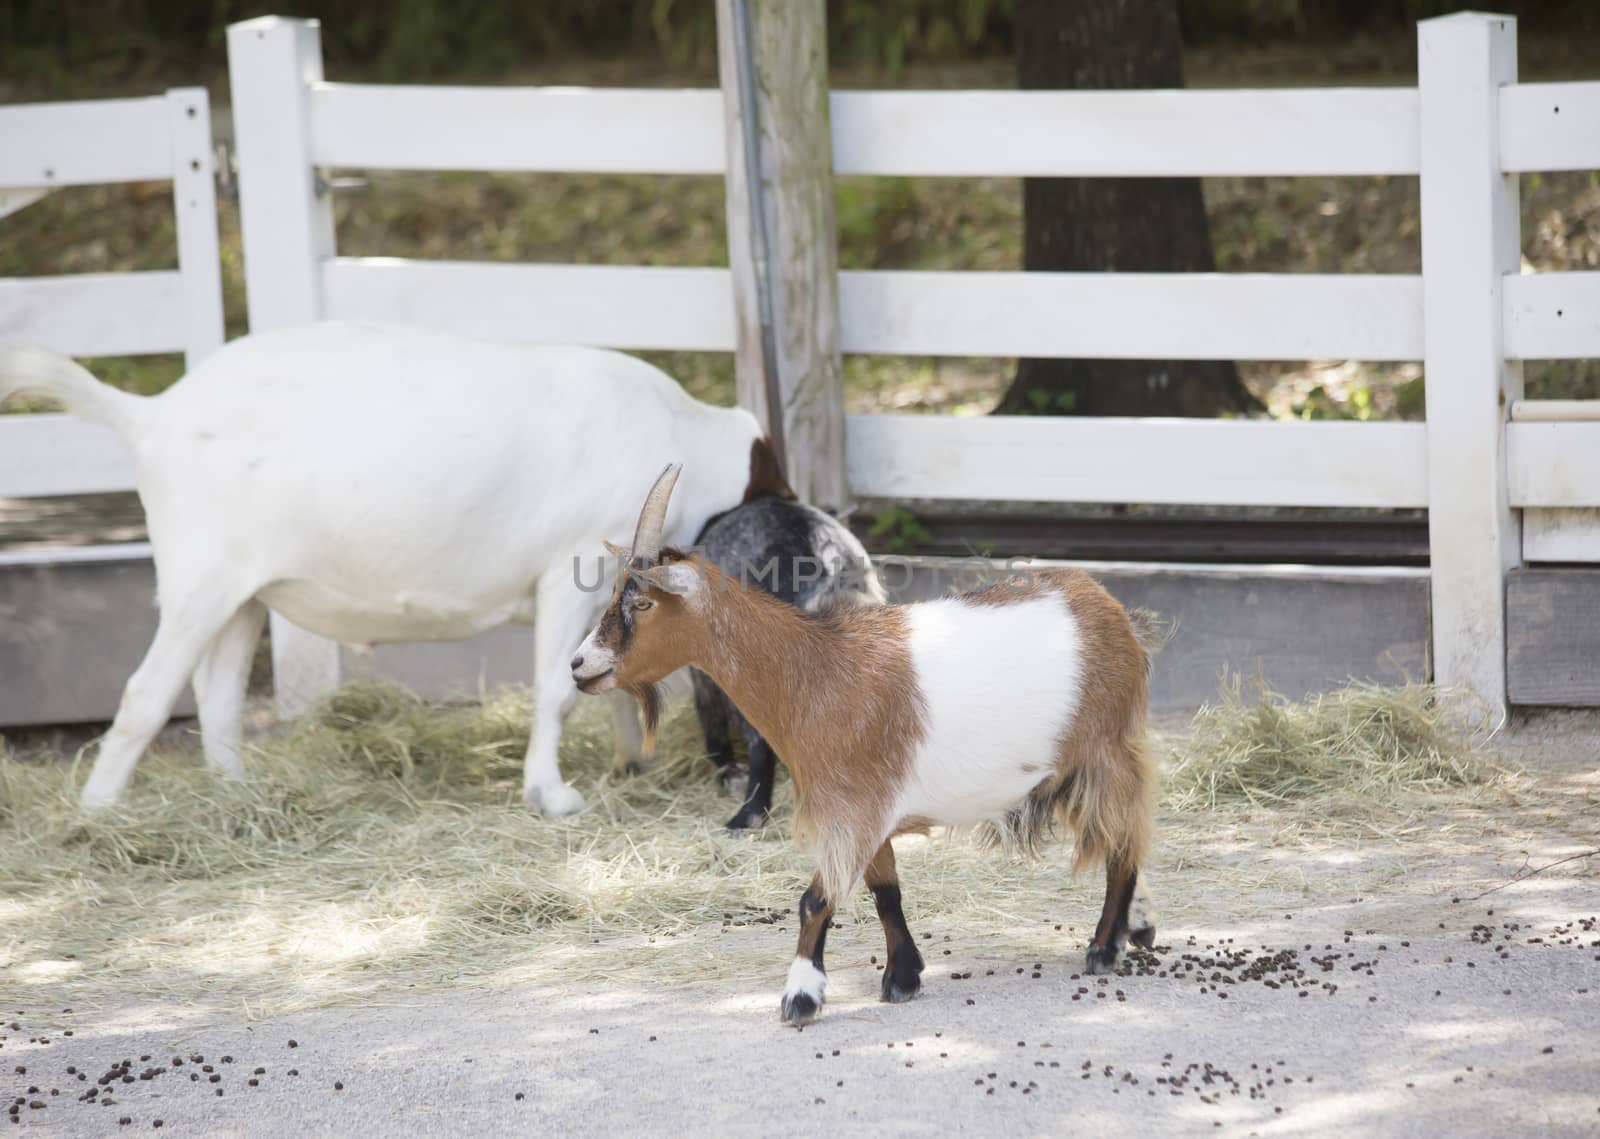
[3,11,1598,722]
[0,89,224,496]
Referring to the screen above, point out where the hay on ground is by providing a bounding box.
[0,680,1504,1014]
[1165,677,1498,814]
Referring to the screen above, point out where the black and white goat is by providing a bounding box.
[0,322,786,814]
[691,497,886,829]
[573,466,1159,1026]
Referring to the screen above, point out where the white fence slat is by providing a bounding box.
[309,84,726,174]
[845,416,1428,508]
[0,96,171,188]
[1503,271,1600,360]
[1508,421,1600,507]
[0,415,137,497]
[0,188,52,220]
[322,259,737,351]
[1499,81,1600,172]
[228,15,343,720]
[830,88,1420,178]
[1522,508,1600,561]
[1418,12,1521,720]
[838,270,1423,361]
[165,89,226,368]
[0,272,188,357]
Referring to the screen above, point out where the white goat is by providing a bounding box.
[0,321,783,814]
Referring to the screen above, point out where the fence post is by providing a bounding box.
[1418,12,1520,724]
[715,0,848,511]
[165,88,225,368]
[227,16,343,720]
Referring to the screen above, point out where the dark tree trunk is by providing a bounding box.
[995,0,1260,418]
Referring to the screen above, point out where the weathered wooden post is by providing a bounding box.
[715,0,848,511]
[1418,12,1520,723]
[227,16,343,720]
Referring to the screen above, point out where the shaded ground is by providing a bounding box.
[1,708,1594,1137]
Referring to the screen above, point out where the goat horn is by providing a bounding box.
[630,463,681,563]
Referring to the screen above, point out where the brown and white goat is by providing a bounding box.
[572,466,1158,1026]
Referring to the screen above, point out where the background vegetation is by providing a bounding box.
[2,0,1598,416]
[6,0,1600,89]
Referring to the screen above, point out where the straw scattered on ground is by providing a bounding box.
[0,680,1511,1015]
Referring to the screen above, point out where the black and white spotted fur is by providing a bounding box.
[691,497,886,829]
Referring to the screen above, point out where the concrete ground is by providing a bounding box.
[3,712,1597,1138]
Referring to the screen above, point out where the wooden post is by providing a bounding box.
[1418,12,1520,723]
[715,0,848,511]
[227,16,343,720]
[165,88,225,369]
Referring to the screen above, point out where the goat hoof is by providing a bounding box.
[1085,945,1120,975]
[1129,924,1156,950]
[781,960,826,1027]
[880,969,922,1004]
[725,806,770,831]
[616,755,655,778]
[780,991,822,1027]
[528,783,586,817]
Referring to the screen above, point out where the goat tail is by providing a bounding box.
[989,716,1157,873]
[0,346,144,434]
[1127,608,1174,671]
[1060,722,1156,876]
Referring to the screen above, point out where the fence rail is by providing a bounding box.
[0,88,225,502]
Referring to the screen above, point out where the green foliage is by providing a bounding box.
[866,505,931,553]
[8,0,1598,89]
[1023,386,1076,414]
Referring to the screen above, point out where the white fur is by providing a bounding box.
[893,595,1084,827]
[783,957,827,1004]
[1,321,761,812]
[1129,878,1157,933]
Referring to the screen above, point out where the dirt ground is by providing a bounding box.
[1,708,1594,1137]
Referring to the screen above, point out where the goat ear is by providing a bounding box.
[602,540,630,560]
[644,562,703,597]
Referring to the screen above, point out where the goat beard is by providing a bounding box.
[628,681,663,756]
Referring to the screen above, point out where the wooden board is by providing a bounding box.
[322,259,737,352]
[0,271,189,357]
[1499,81,1600,173]
[830,88,1420,177]
[0,96,172,188]
[1508,421,1600,507]
[1507,567,1600,705]
[1522,508,1600,563]
[310,84,727,175]
[1502,271,1600,361]
[838,270,1423,361]
[0,416,138,498]
[846,415,1429,508]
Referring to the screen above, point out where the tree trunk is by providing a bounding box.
[995,0,1260,418]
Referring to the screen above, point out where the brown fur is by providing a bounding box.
[589,548,1160,997]
[593,553,922,904]
[967,570,1156,878]
[743,437,797,503]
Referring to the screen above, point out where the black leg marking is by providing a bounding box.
[1085,864,1139,976]
[871,883,925,1003]
[692,671,737,775]
[727,729,776,831]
